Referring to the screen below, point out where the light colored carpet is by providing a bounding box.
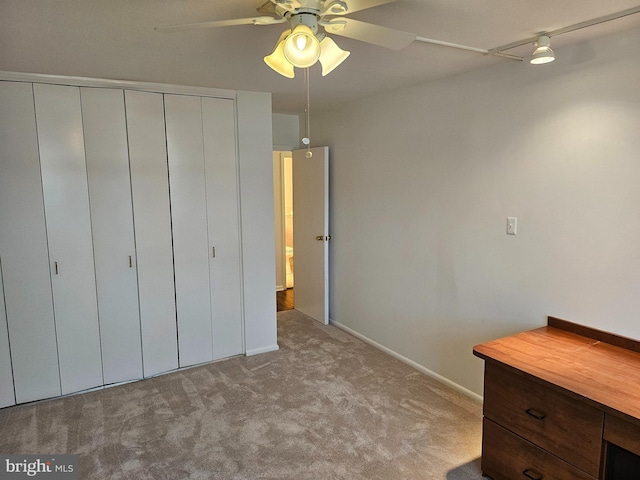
[0,310,484,479]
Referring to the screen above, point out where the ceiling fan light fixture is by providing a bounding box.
[530,35,555,64]
[264,30,295,78]
[319,36,350,76]
[283,24,321,68]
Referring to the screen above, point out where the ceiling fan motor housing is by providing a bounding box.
[289,11,320,34]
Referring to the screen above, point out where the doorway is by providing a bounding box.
[276,289,294,312]
[273,151,294,312]
[273,147,329,323]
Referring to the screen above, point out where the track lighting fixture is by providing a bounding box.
[530,35,555,64]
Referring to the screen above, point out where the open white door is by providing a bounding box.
[293,146,329,325]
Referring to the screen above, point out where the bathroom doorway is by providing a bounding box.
[273,151,294,311]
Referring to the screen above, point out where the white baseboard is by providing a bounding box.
[246,344,280,356]
[329,318,483,403]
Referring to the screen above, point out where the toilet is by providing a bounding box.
[285,246,294,288]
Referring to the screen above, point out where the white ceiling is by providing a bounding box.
[1,0,640,114]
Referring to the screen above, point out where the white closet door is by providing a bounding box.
[202,97,244,359]
[81,87,143,384]
[0,81,62,403]
[0,258,16,408]
[165,94,213,367]
[33,83,104,395]
[125,90,179,377]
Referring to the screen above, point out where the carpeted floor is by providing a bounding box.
[0,310,484,479]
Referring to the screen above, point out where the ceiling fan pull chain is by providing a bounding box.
[303,67,313,158]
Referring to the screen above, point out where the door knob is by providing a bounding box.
[316,235,324,241]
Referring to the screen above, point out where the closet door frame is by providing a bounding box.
[1,72,280,399]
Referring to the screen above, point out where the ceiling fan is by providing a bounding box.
[156,0,416,78]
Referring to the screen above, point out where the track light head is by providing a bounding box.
[530,35,555,64]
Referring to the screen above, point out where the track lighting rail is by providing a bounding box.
[414,36,522,61]
[489,5,640,56]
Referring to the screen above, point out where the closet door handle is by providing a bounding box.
[129,255,133,268]
[212,247,216,258]
[54,261,59,275]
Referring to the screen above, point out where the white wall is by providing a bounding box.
[273,113,300,150]
[238,91,279,356]
[313,27,640,396]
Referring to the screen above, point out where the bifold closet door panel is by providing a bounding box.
[202,97,244,359]
[0,81,62,403]
[0,259,16,408]
[33,83,104,395]
[81,87,143,384]
[125,90,179,377]
[165,94,213,367]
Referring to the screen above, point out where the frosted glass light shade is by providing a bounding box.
[283,25,321,68]
[530,35,555,64]
[264,30,295,78]
[319,37,350,76]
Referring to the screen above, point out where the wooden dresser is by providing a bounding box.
[473,317,640,480]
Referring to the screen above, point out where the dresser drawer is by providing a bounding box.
[482,418,597,480]
[483,362,603,477]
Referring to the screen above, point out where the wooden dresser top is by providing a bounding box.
[473,317,640,422]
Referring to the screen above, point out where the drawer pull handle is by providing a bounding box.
[522,469,543,480]
[525,408,546,420]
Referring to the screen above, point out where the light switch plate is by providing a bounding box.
[507,217,517,235]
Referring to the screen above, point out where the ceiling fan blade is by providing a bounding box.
[323,18,415,50]
[155,16,284,33]
[327,0,398,15]
[257,1,277,15]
